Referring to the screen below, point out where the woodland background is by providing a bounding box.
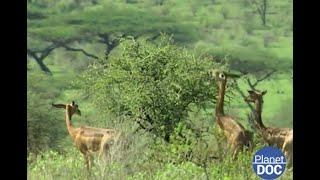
[27,0,292,179]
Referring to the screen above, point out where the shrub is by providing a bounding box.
[27,72,67,154]
[76,35,225,142]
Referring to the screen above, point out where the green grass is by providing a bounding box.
[27,143,293,180]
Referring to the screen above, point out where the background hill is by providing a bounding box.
[27,0,292,179]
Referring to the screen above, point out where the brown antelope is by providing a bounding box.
[52,101,121,170]
[212,70,252,159]
[244,90,293,167]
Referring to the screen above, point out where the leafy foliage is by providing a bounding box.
[76,35,223,142]
[28,1,199,43]
[27,72,66,153]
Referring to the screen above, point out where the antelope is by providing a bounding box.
[52,101,121,170]
[244,90,293,167]
[212,70,252,159]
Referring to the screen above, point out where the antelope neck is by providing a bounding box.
[254,98,266,130]
[65,106,77,140]
[215,81,226,116]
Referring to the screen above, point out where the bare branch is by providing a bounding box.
[27,44,59,75]
[27,40,99,73]
[97,33,110,44]
[27,43,58,58]
[61,44,99,59]
[252,69,277,87]
[248,0,262,15]
[247,0,267,25]
[39,44,58,60]
[233,69,276,128]
[27,48,37,59]
[233,79,254,112]
[246,78,255,90]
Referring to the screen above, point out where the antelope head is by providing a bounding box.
[52,101,82,116]
[244,90,267,103]
[210,69,240,89]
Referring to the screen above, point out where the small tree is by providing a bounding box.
[76,35,225,142]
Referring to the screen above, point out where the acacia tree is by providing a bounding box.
[27,2,199,74]
[76,36,225,142]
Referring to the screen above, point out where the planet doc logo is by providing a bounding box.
[252,146,286,179]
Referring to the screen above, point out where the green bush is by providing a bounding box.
[76,35,225,142]
[27,72,67,154]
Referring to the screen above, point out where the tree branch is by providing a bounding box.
[27,44,59,75]
[98,33,138,59]
[246,78,255,90]
[98,33,110,44]
[233,79,254,112]
[28,40,100,74]
[248,0,262,15]
[248,0,267,25]
[39,44,58,60]
[27,48,37,59]
[60,44,99,59]
[252,69,276,87]
[98,33,120,59]
[233,69,276,127]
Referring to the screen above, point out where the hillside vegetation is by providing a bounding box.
[27,0,293,179]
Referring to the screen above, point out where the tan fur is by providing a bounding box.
[245,90,293,167]
[52,102,120,170]
[213,71,252,159]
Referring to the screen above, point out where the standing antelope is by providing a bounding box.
[212,70,252,159]
[52,101,121,170]
[244,90,293,167]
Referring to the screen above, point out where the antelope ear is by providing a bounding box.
[76,109,81,116]
[52,103,66,109]
[247,90,254,94]
[225,72,241,78]
[262,90,267,95]
[72,101,75,106]
[209,69,218,77]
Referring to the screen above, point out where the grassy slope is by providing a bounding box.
[28,0,292,179]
